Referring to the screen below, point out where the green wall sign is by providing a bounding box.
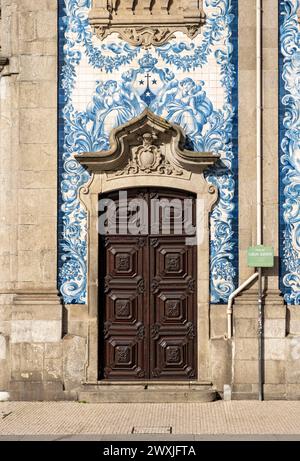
[247,246,274,268]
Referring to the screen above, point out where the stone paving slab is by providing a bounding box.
[1,401,300,437]
[0,435,300,441]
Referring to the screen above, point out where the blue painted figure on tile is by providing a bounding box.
[87,78,145,143]
[153,78,213,143]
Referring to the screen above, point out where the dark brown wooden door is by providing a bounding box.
[99,188,197,380]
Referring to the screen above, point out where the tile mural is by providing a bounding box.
[279,0,300,304]
[58,0,239,304]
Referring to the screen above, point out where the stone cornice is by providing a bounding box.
[13,289,63,305]
[89,0,206,47]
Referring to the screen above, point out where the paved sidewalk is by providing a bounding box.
[1,401,300,440]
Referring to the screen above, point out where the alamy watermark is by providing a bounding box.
[98,191,205,245]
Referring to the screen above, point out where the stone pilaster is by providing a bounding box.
[262,0,280,291]
[0,0,20,392]
[1,1,59,293]
[238,0,257,283]
[16,0,57,293]
[231,290,293,400]
[0,0,64,399]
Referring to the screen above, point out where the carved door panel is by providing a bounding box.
[99,188,197,381]
[99,236,149,380]
[149,237,197,379]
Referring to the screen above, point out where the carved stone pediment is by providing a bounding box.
[89,0,206,47]
[75,109,219,177]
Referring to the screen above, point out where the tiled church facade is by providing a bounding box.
[0,0,299,401]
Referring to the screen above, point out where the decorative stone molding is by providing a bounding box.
[75,109,219,384]
[75,109,219,177]
[89,0,206,47]
[13,289,63,306]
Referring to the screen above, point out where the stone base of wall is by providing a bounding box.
[78,383,216,403]
[211,290,300,400]
[232,385,300,401]
[0,293,87,401]
[7,381,76,401]
[1,290,300,401]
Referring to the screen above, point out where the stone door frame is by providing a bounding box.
[76,110,219,383]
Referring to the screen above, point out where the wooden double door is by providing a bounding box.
[99,188,197,380]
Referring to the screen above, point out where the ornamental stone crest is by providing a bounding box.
[115,132,183,177]
[89,0,206,47]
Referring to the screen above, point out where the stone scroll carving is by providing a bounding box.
[75,109,219,179]
[89,0,206,47]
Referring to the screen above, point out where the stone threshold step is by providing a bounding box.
[78,390,216,403]
[78,383,216,403]
[82,381,212,388]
